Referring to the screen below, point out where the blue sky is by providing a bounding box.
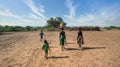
[0,0,120,27]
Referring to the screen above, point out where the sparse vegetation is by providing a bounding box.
[0,17,67,33]
[104,26,120,30]
[65,26,101,31]
[0,25,43,32]
[1,30,120,67]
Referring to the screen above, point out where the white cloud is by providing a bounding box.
[27,13,40,19]
[0,0,48,26]
[24,12,46,23]
[64,0,77,19]
[0,9,16,17]
[65,0,120,27]
[0,9,32,23]
[0,9,46,26]
[24,0,46,19]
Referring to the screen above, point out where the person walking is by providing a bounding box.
[39,30,44,41]
[42,40,50,59]
[59,28,66,51]
[77,28,84,50]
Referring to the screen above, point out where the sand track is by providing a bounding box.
[0,30,120,67]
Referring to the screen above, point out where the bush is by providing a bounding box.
[0,25,5,32]
[0,25,45,32]
[47,27,55,31]
[104,27,111,30]
[104,26,120,30]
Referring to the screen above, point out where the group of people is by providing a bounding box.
[39,27,84,59]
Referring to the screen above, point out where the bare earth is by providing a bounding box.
[0,30,120,67]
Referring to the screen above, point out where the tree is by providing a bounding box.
[0,25,4,34]
[26,26,33,31]
[46,17,66,28]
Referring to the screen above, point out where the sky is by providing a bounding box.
[0,0,120,27]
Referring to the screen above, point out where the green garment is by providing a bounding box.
[42,43,49,53]
[60,35,65,46]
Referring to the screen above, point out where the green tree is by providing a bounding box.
[26,26,33,31]
[47,17,66,28]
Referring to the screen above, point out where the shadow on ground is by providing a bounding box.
[0,32,13,35]
[66,42,75,44]
[65,46,106,51]
[83,47,106,50]
[65,48,80,50]
[48,56,69,59]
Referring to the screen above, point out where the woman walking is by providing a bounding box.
[59,28,66,51]
[77,28,84,49]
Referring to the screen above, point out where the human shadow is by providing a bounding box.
[83,47,106,50]
[48,56,69,59]
[0,32,13,35]
[65,46,106,51]
[65,48,80,50]
[66,42,75,44]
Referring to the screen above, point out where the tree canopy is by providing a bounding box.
[46,17,66,28]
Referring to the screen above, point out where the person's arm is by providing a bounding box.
[81,32,84,44]
[59,32,61,39]
[64,32,66,39]
[77,32,79,39]
[81,32,83,38]
[42,45,44,50]
[48,44,50,50]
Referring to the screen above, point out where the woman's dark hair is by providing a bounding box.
[44,40,48,44]
[79,27,81,30]
[61,28,64,30]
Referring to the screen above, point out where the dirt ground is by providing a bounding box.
[0,30,120,67]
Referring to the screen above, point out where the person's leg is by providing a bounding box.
[64,38,66,45]
[62,39,65,50]
[41,36,43,41]
[78,38,82,49]
[45,51,48,59]
[46,53,48,59]
[79,40,83,50]
[79,42,81,48]
[60,38,64,51]
[44,52,46,58]
[61,46,63,51]
[45,53,47,59]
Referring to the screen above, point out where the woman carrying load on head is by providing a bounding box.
[77,27,84,50]
[59,28,66,51]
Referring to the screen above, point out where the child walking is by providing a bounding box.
[39,30,44,41]
[42,40,50,59]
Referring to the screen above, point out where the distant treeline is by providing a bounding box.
[0,25,120,33]
[103,26,120,30]
[0,25,44,32]
[65,26,101,31]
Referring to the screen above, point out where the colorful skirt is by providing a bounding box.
[60,37,65,46]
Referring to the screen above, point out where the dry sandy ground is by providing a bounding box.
[0,30,120,67]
